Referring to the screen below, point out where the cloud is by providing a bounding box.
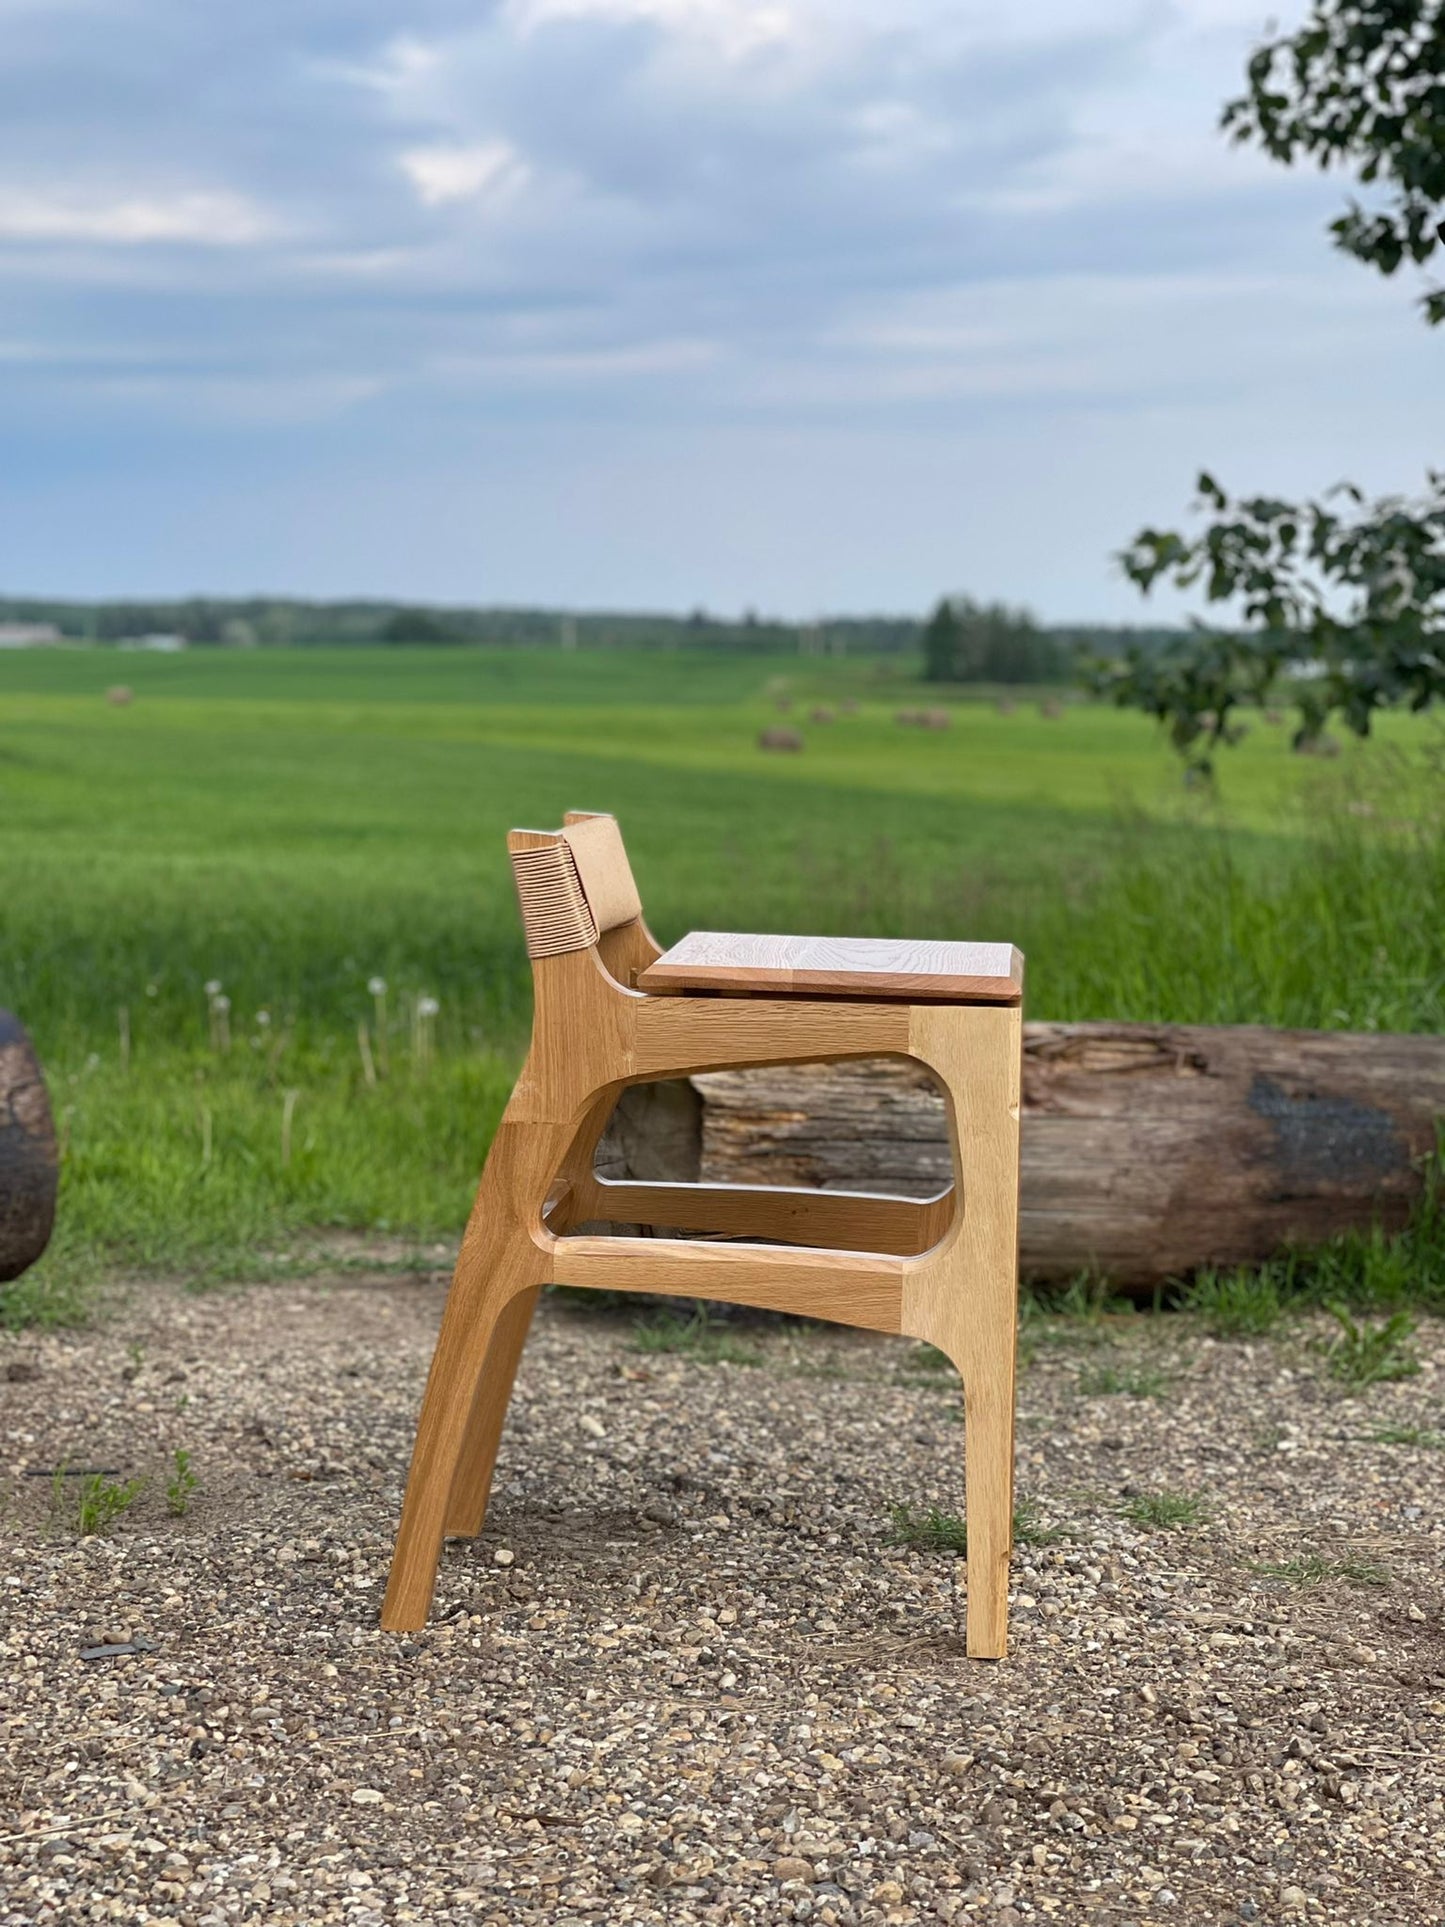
[330,33,443,96]
[433,334,719,381]
[0,0,1435,616]
[0,186,273,246]
[505,0,798,61]
[399,139,529,208]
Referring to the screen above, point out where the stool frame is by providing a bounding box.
[381,813,1023,1658]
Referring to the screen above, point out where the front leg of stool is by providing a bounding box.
[443,1089,617,1539]
[904,1002,1023,1660]
[382,1116,565,1633]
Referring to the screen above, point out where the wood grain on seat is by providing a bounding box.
[637,931,1024,1003]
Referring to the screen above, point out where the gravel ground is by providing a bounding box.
[2,1258,1444,1926]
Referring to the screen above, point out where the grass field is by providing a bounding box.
[3,645,1442,1320]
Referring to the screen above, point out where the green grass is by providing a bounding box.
[1121,1491,1210,1530]
[888,1496,1065,1554]
[1077,1363,1174,1399]
[1025,1269,1134,1324]
[1156,1152,1445,1341]
[888,1502,972,1554]
[2,1047,515,1323]
[1252,1552,1391,1590]
[165,1448,198,1517]
[1011,1497,1068,1547]
[2,645,1441,1321]
[1184,1267,1285,1339]
[55,1469,146,1537]
[1320,1304,1422,1390]
[630,1307,763,1366]
[1296,1161,1445,1310]
[1364,1422,1444,1447]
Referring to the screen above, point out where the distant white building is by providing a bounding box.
[116,633,188,652]
[0,621,61,648]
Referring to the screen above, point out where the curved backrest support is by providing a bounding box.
[509,813,643,959]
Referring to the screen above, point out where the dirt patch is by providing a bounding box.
[2,1264,1443,1924]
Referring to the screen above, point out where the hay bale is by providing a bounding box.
[809,705,835,724]
[106,686,133,707]
[919,708,951,730]
[758,727,804,753]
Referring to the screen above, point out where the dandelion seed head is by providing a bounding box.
[255,1010,271,1028]
[368,976,387,997]
[213,994,231,1014]
[145,982,159,998]
[204,979,222,998]
[417,995,440,1018]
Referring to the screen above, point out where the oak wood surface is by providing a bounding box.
[570,1174,955,1254]
[382,815,1024,1660]
[638,931,1024,1003]
[551,1233,908,1331]
[902,1003,1022,1653]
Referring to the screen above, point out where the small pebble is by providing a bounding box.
[773,1857,815,1883]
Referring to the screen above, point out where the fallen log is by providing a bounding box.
[0,1011,58,1283]
[689,1023,1445,1288]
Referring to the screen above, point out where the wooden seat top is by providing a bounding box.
[637,931,1023,1003]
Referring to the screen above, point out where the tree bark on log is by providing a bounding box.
[0,1011,57,1283]
[689,1023,1445,1288]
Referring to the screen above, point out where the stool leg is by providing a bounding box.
[442,1090,616,1538]
[912,1299,1016,1660]
[906,1003,1022,1661]
[962,1342,1017,1659]
[442,1281,541,1538]
[382,1126,555,1633]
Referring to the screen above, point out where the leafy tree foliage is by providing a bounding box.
[1223,0,1445,322]
[922,599,963,681]
[922,596,1063,683]
[1107,471,1445,765]
[382,608,457,646]
[1093,0,1445,764]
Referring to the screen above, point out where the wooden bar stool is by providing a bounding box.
[381,811,1024,1657]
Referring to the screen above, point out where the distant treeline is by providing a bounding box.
[0,595,919,655]
[0,592,1188,676]
[918,598,1190,686]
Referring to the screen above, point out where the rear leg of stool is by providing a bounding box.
[381,1239,547,1631]
[442,1279,542,1539]
[441,1092,615,1539]
[381,1122,561,1633]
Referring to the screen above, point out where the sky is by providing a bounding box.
[0,0,1438,621]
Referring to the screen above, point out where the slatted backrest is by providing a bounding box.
[509,814,643,959]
